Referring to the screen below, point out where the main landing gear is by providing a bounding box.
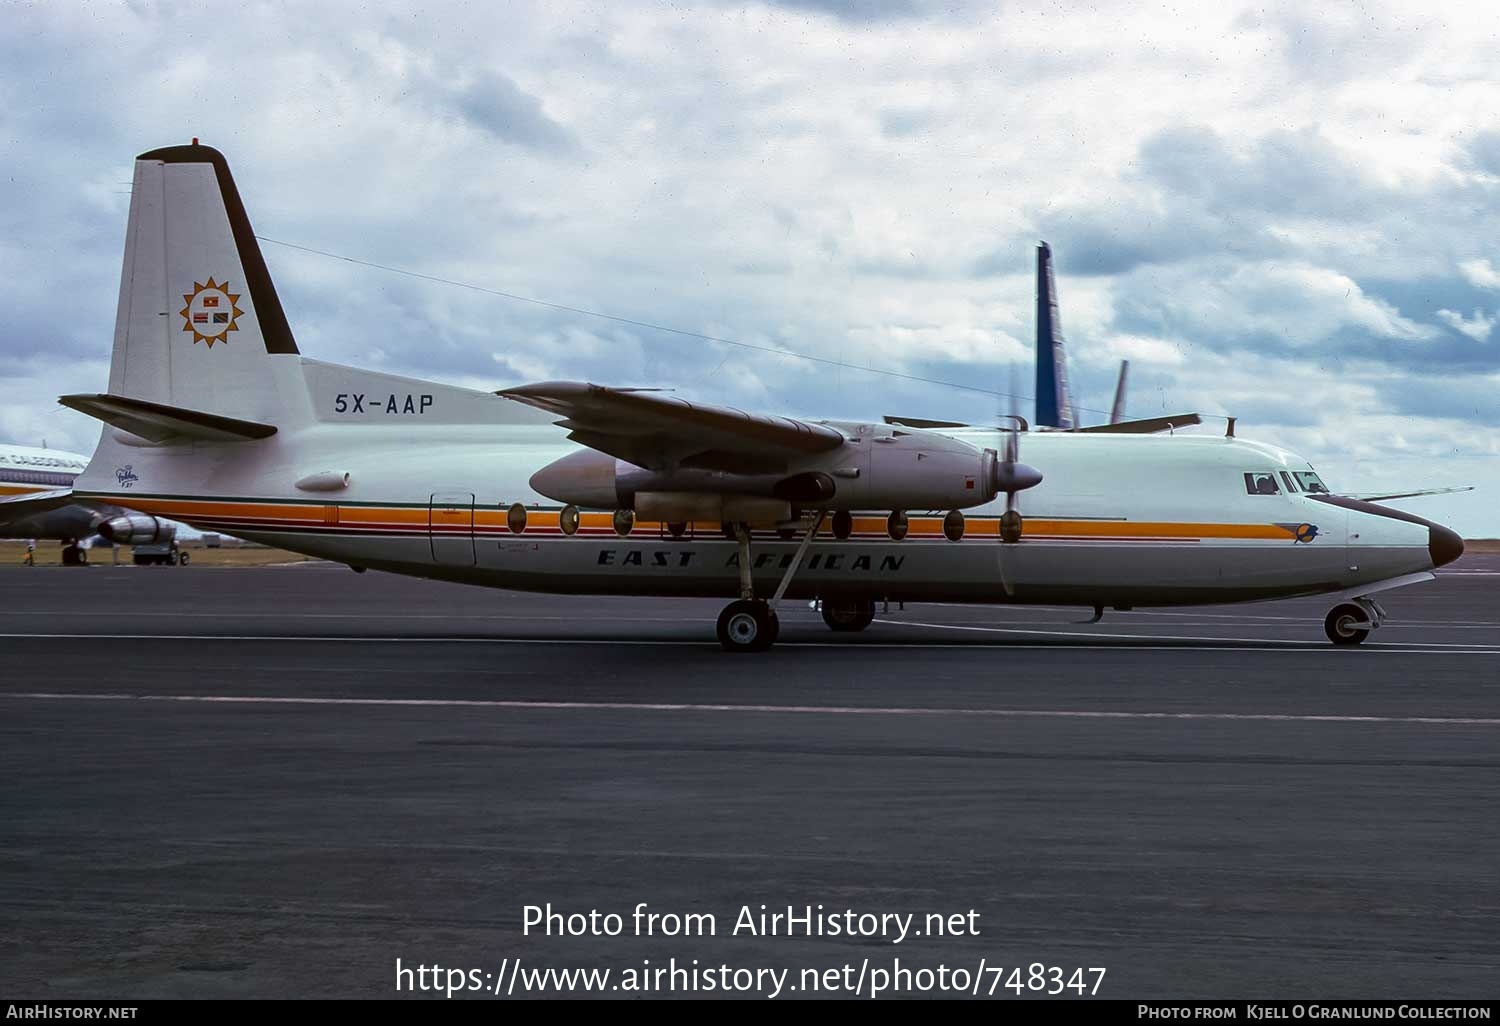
[1324,600,1383,646]
[716,513,825,653]
[820,596,875,632]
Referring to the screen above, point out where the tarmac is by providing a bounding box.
[2,555,1497,998]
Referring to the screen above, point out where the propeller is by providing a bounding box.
[994,426,1042,543]
[995,365,1043,596]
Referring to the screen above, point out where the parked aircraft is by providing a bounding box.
[0,442,177,563]
[23,143,1465,649]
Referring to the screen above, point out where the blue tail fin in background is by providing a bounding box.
[1035,242,1075,429]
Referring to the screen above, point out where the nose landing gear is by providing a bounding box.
[1324,600,1382,646]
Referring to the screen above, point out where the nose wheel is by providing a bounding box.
[1324,602,1373,646]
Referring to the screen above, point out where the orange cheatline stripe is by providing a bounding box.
[97,494,1301,543]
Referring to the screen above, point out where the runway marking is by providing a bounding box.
[6,691,1500,727]
[878,618,1325,645]
[1,631,1499,654]
[874,619,1500,651]
[8,608,1500,630]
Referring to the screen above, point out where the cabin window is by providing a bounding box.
[1280,471,1299,493]
[1294,471,1330,494]
[1243,472,1281,495]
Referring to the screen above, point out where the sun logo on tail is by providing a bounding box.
[179,277,243,347]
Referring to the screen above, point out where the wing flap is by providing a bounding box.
[59,393,277,444]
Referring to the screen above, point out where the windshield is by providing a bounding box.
[1294,471,1330,494]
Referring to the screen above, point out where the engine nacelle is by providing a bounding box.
[855,428,999,511]
[98,513,175,545]
[528,424,1002,513]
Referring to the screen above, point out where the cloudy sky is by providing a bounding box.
[2,0,1497,533]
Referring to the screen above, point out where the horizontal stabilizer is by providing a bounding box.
[1073,413,1202,434]
[59,393,277,444]
[0,488,75,515]
[1344,485,1474,502]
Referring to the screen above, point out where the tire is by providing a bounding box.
[1324,603,1370,646]
[821,596,875,632]
[717,600,777,652]
[177,551,191,566]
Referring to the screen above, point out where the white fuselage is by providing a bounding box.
[70,360,1442,607]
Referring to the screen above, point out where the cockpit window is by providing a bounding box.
[1244,472,1281,495]
[1280,471,1299,493]
[1294,471,1330,494]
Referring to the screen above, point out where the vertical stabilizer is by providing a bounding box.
[1110,359,1130,424]
[1034,242,1075,429]
[109,143,298,423]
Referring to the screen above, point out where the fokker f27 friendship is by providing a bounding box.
[11,143,1467,649]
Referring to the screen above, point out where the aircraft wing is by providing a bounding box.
[499,381,846,473]
[0,488,76,516]
[1342,486,1474,502]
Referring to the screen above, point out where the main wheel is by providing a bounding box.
[821,596,875,632]
[177,551,191,566]
[717,600,778,652]
[1324,603,1370,646]
[62,543,82,566]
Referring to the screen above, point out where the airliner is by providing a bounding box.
[12,142,1465,649]
[0,442,176,563]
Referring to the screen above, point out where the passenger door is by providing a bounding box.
[429,492,476,566]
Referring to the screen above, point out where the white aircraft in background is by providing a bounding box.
[14,142,1467,650]
[0,442,178,563]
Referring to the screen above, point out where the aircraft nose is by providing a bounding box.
[1429,521,1464,568]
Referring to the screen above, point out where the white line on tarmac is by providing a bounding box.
[874,618,1500,650]
[5,691,1499,727]
[0,630,1498,654]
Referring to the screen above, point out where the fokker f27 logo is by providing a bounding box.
[179,277,244,348]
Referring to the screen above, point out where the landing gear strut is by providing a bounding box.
[715,513,825,653]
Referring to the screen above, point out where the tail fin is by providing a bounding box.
[1034,242,1075,429]
[1110,359,1129,424]
[109,143,297,423]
